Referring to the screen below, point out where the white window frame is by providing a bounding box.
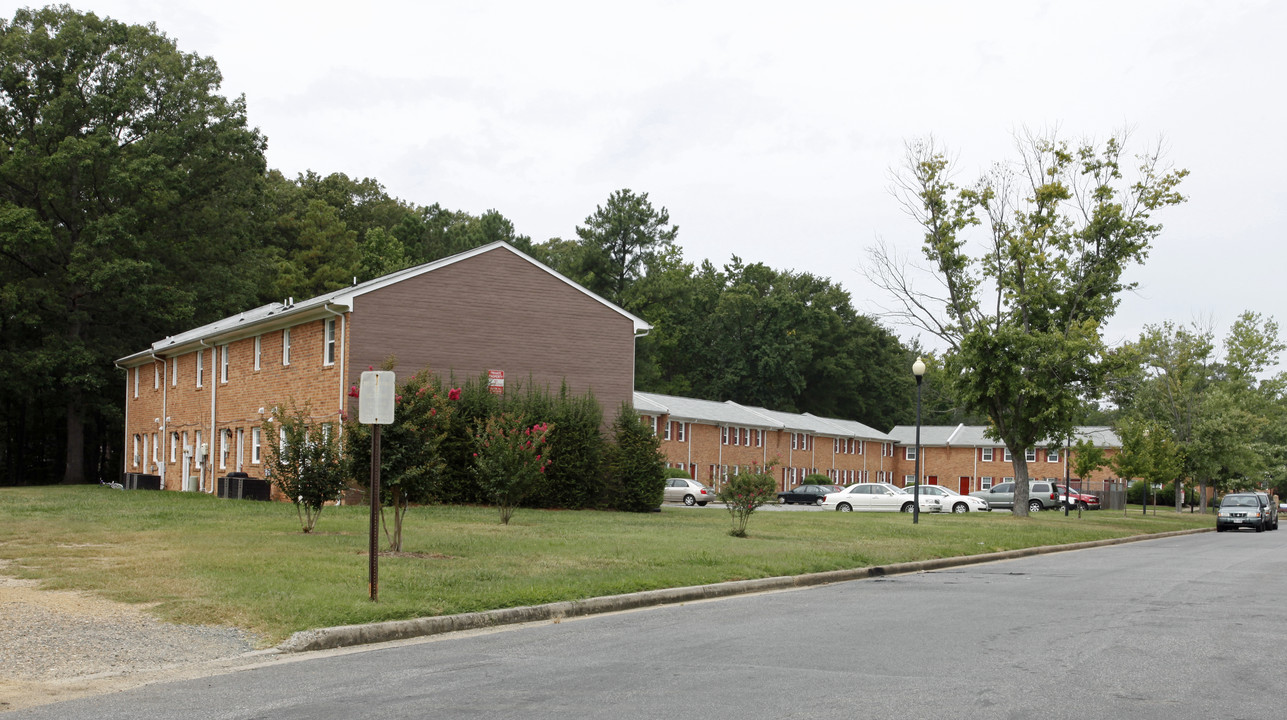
[904,474,915,486]
[282,328,291,366]
[663,421,672,441]
[151,433,158,464]
[1025,448,1037,463]
[219,429,229,470]
[721,426,728,445]
[756,429,763,447]
[324,318,336,366]
[252,427,262,464]
[1003,448,1013,462]
[172,356,178,387]
[905,446,917,460]
[254,335,262,371]
[981,447,994,462]
[220,344,229,384]
[981,476,993,489]
[279,427,287,453]
[1047,448,1060,462]
[676,422,686,442]
[196,350,204,388]
[132,434,140,467]
[153,363,159,389]
[194,430,203,468]
[170,432,178,463]
[133,367,139,398]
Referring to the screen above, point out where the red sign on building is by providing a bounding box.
[487,369,505,395]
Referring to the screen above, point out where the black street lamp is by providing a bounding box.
[912,357,926,525]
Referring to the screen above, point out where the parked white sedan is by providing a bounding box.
[903,484,990,513]
[821,483,941,513]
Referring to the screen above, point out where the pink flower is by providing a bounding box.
[448,388,461,401]
[429,408,436,416]
[348,386,359,398]
[472,452,478,457]
[368,365,374,371]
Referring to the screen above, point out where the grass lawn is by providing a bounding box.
[0,487,1212,645]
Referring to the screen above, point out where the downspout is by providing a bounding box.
[324,303,347,437]
[115,360,129,482]
[717,426,724,488]
[150,351,167,490]
[199,340,215,493]
[973,446,978,493]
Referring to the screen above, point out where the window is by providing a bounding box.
[252,427,262,464]
[741,428,749,446]
[282,328,291,365]
[981,447,993,462]
[170,432,178,463]
[220,344,229,383]
[1003,477,1014,483]
[153,363,159,389]
[663,422,672,441]
[279,427,287,453]
[324,318,337,365]
[1003,449,1013,462]
[1047,448,1060,462]
[756,429,763,447]
[254,335,261,371]
[219,430,229,470]
[151,433,158,464]
[791,433,797,450]
[196,350,204,387]
[721,426,728,445]
[981,476,993,489]
[904,475,915,486]
[194,430,203,467]
[132,434,140,467]
[172,357,178,386]
[905,446,917,460]
[676,422,686,442]
[133,367,139,398]
[1025,448,1037,462]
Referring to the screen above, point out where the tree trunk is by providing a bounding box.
[1175,478,1184,512]
[62,400,85,484]
[1011,451,1031,517]
[1199,478,1208,513]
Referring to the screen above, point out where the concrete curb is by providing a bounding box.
[277,526,1211,653]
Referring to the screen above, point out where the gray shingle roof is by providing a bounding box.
[633,392,893,440]
[886,424,1120,448]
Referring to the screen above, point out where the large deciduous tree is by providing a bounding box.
[0,6,267,484]
[868,132,1187,515]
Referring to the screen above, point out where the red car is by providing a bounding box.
[1061,487,1101,510]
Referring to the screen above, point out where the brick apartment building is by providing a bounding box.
[116,242,649,493]
[883,424,1121,494]
[636,389,1123,494]
[635,391,901,491]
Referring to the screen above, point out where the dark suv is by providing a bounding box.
[1216,493,1276,532]
[969,481,1062,512]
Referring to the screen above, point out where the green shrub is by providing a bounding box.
[263,403,346,533]
[802,473,831,485]
[605,402,667,512]
[663,466,691,479]
[718,466,777,537]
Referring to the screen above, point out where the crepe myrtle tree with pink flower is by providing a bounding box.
[472,412,553,524]
[345,368,461,551]
[717,461,779,537]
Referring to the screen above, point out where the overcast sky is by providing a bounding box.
[38,1,1287,361]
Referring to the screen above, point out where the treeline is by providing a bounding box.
[0,6,924,485]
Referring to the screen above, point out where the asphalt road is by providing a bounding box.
[9,528,1286,720]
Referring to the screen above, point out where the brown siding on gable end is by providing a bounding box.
[349,247,636,418]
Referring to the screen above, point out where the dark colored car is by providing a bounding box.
[1216,493,1274,532]
[777,484,841,505]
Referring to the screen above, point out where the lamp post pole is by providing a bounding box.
[912,357,926,525]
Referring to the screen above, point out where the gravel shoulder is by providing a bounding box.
[0,569,266,713]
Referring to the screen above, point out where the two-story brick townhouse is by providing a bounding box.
[116,241,650,493]
[634,391,897,491]
[884,424,1122,494]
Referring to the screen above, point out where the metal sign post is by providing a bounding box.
[358,370,395,602]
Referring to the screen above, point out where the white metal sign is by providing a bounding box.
[358,371,396,424]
